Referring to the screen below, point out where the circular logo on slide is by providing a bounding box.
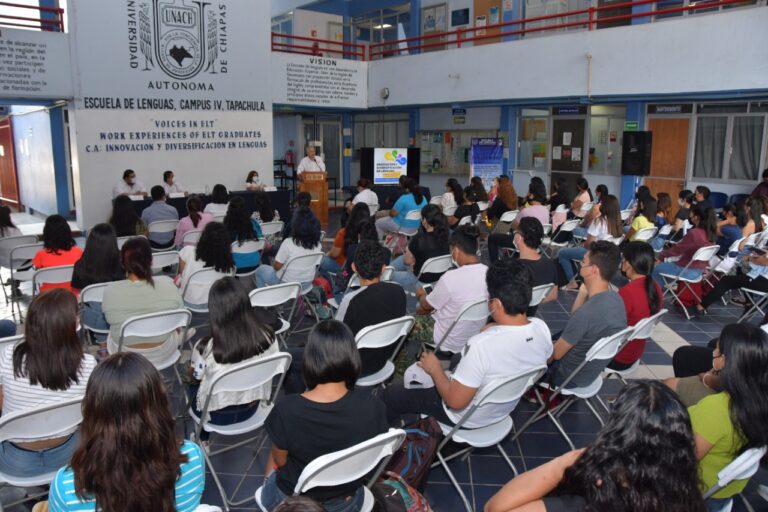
[384,150,407,166]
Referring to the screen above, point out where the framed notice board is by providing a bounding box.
[418,130,508,176]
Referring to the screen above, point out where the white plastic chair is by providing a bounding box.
[703,446,767,512]
[542,219,580,257]
[259,221,284,240]
[79,282,112,342]
[190,352,292,511]
[604,308,668,383]
[620,209,633,222]
[0,396,84,509]
[151,250,180,273]
[578,201,594,216]
[632,226,658,242]
[512,326,635,450]
[249,282,301,347]
[476,201,489,212]
[0,234,38,304]
[181,229,203,247]
[116,235,147,249]
[659,245,720,319]
[416,254,454,289]
[499,210,519,223]
[397,209,423,238]
[355,316,415,387]
[0,333,23,351]
[553,204,568,215]
[194,506,223,512]
[529,283,555,309]
[147,219,180,251]
[254,429,407,512]
[213,214,226,223]
[457,215,475,227]
[231,239,265,277]
[113,309,192,383]
[426,298,489,353]
[8,242,44,319]
[432,366,547,512]
[182,267,233,314]
[31,265,74,297]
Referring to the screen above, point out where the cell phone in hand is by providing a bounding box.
[752,248,766,256]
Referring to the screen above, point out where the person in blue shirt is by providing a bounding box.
[141,185,180,249]
[224,195,263,274]
[374,177,427,239]
[715,203,746,256]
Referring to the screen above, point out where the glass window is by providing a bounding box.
[589,115,624,175]
[729,116,765,181]
[518,115,548,170]
[693,116,728,179]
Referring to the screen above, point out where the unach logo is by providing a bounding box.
[137,0,219,80]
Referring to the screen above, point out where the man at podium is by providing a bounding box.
[296,146,326,179]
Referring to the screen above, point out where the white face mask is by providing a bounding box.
[450,248,458,267]
[678,199,686,207]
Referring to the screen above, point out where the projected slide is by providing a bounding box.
[374,148,408,185]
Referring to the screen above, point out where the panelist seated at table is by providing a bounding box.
[162,170,186,196]
[296,146,325,180]
[112,169,147,199]
[245,170,265,191]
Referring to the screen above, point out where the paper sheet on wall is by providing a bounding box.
[571,147,582,161]
[552,146,562,160]
[563,132,572,145]
[534,156,545,168]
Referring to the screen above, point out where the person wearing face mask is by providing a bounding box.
[382,258,552,428]
[410,225,489,364]
[112,168,147,198]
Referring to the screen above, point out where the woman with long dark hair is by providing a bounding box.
[740,197,764,241]
[175,194,213,247]
[652,204,717,287]
[255,206,322,288]
[188,277,277,429]
[253,190,280,223]
[448,186,480,227]
[319,202,369,282]
[108,195,147,237]
[0,289,96,478]
[570,177,593,218]
[49,352,205,511]
[32,214,83,293]
[440,178,464,216]
[626,197,657,241]
[470,176,489,202]
[204,184,230,216]
[0,205,20,239]
[656,192,672,228]
[390,204,450,293]
[374,177,427,239]
[485,380,706,512]
[224,195,263,273]
[177,222,234,307]
[72,223,124,335]
[607,241,662,371]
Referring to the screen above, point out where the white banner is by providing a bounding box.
[271,52,367,109]
[0,27,72,99]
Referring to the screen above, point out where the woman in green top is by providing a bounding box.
[688,323,768,511]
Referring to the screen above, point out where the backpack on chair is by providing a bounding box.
[372,471,433,512]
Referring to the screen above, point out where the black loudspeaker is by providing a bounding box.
[621,131,652,176]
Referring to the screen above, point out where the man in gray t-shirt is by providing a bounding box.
[550,241,627,388]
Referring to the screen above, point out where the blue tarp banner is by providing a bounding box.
[470,138,504,191]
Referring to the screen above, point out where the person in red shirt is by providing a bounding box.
[32,215,83,293]
[751,168,768,198]
[608,242,663,371]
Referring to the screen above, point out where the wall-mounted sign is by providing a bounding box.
[647,104,693,114]
[553,106,587,115]
[624,121,639,131]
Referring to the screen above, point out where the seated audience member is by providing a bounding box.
[485,176,518,226]
[383,258,552,427]
[174,194,213,247]
[440,178,464,216]
[177,222,235,308]
[262,321,388,512]
[741,197,764,241]
[546,241,626,390]
[375,177,428,239]
[470,176,489,203]
[570,178,593,218]
[548,178,570,224]
[319,202,369,282]
[513,181,550,228]
[607,242,662,371]
[204,184,230,216]
[0,289,97,478]
[655,192,672,228]
[279,192,312,241]
[673,323,768,510]
[71,223,125,335]
[188,277,278,428]
[696,248,768,315]
[224,195,263,273]
[514,218,558,315]
[447,186,481,228]
[350,178,378,211]
[162,170,185,196]
[652,204,717,287]
[141,185,180,249]
[255,206,322,288]
[485,381,706,512]
[411,226,488,360]
[751,168,768,198]
[0,204,22,266]
[111,168,147,198]
[716,203,746,255]
[670,189,694,238]
[102,237,184,357]
[625,197,657,241]
[558,195,623,287]
[695,185,712,210]
[32,214,83,293]
[109,194,148,237]
[340,219,392,284]
[245,170,263,191]
[49,353,205,512]
[390,204,450,294]
[252,190,281,223]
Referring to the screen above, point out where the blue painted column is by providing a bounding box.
[49,106,70,216]
[502,0,523,41]
[38,0,61,31]
[619,101,646,209]
[501,106,518,175]
[631,1,654,25]
[409,108,420,145]
[409,0,421,54]
[342,112,352,187]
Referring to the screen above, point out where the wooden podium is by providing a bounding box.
[299,171,328,225]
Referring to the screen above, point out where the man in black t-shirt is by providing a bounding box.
[337,241,407,376]
[515,217,558,316]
